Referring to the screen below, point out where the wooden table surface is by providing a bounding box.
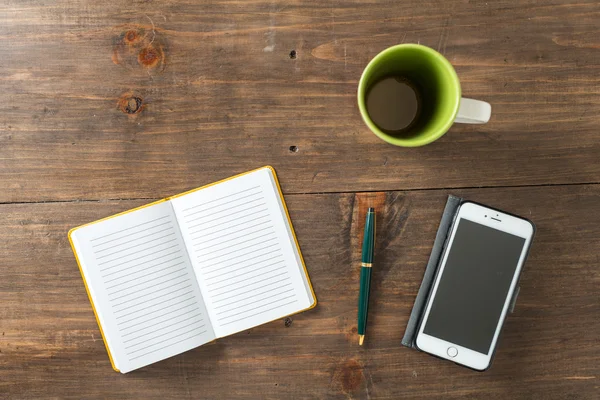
[2,0,599,398]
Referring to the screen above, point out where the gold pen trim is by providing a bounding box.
[361,262,372,268]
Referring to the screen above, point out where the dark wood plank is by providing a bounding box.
[2,0,600,202]
[1,185,598,399]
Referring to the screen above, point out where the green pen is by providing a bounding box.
[358,207,375,346]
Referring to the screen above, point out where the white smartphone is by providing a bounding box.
[415,202,535,371]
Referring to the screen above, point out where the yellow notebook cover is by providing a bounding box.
[69,166,317,373]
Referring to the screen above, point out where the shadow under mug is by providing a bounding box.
[357,44,491,147]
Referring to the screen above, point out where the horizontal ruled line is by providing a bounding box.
[203,254,284,278]
[94,232,175,258]
[96,239,177,262]
[105,261,185,290]
[217,290,295,316]
[194,231,275,257]
[103,256,184,283]
[106,261,185,290]
[219,300,298,326]
[214,283,293,309]
[127,326,206,355]
[111,282,192,307]
[128,331,207,361]
[107,268,187,295]
[120,310,199,337]
[200,245,280,267]
[208,263,286,286]
[109,275,189,301]
[183,191,262,217]
[186,199,266,224]
[119,305,199,332]
[187,203,267,227]
[125,322,207,349]
[188,210,269,235]
[116,297,196,323]
[184,194,264,219]
[208,267,287,293]
[115,291,194,318]
[193,224,273,246]
[189,190,262,216]
[92,222,172,248]
[201,249,282,274]
[182,186,260,212]
[99,245,179,270]
[211,277,291,302]
[202,241,278,264]
[113,285,193,312]
[209,271,288,293]
[122,313,202,341]
[90,216,170,242]
[102,250,182,277]
[206,259,284,281]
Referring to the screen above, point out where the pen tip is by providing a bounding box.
[359,335,364,346]
[367,207,375,213]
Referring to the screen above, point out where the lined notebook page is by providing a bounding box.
[70,201,215,373]
[171,167,314,338]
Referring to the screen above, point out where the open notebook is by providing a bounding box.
[69,167,316,373]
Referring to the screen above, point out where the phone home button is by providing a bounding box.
[447,347,458,358]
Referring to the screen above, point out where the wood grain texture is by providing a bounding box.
[1,186,599,399]
[2,0,600,398]
[1,0,600,202]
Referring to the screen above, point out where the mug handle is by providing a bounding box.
[455,98,491,124]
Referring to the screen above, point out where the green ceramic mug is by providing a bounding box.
[357,44,491,147]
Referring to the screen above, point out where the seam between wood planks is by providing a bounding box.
[1,181,599,206]
[288,180,600,196]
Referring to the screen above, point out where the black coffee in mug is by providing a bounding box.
[358,44,491,146]
[365,76,422,135]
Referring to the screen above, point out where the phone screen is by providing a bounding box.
[423,218,526,354]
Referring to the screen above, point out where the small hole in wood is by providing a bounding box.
[289,50,297,59]
[284,317,293,327]
[289,145,298,153]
